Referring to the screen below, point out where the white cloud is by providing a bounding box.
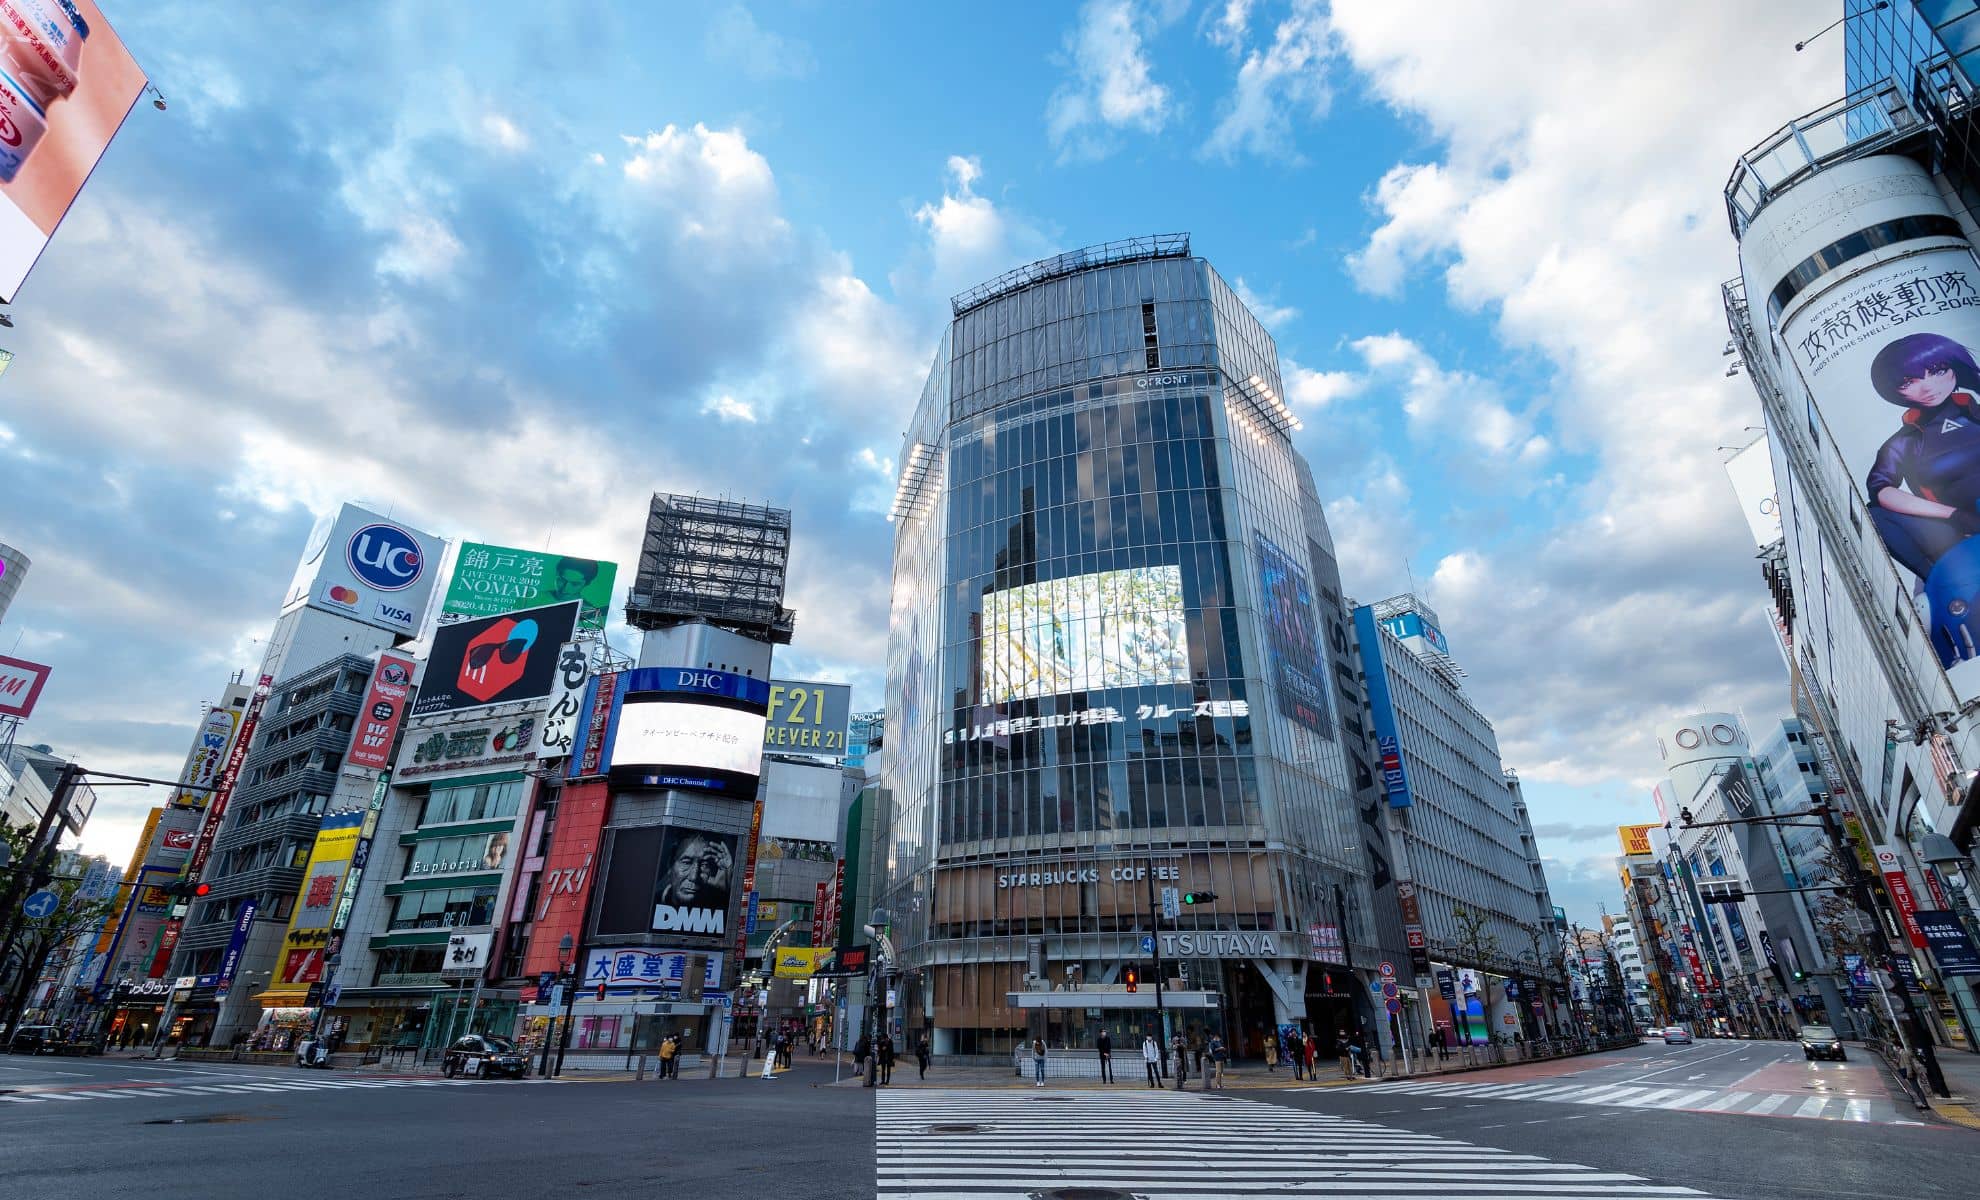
[1202,0,1332,163]
[1233,276,1298,328]
[1347,332,1542,462]
[905,155,1052,306]
[1344,162,1463,296]
[1205,0,1253,53]
[1046,1,1176,160]
[1283,360,1356,407]
[703,394,759,423]
[621,123,791,259]
[704,4,816,80]
[479,112,529,152]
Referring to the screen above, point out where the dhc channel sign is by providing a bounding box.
[347,524,424,591]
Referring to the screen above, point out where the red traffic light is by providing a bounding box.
[192,883,211,897]
[596,982,607,1001]
[1124,966,1138,993]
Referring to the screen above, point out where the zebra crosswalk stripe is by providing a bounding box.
[877,1088,1726,1199]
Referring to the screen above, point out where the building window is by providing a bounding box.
[404,830,512,877]
[422,779,524,825]
[389,885,500,930]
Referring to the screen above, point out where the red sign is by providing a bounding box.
[161,829,195,851]
[733,796,766,969]
[346,651,417,771]
[281,948,323,985]
[1406,929,1426,949]
[519,778,612,982]
[0,653,52,719]
[812,881,828,950]
[184,674,273,881]
[1883,868,1929,948]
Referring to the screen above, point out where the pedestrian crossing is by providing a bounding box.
[1321,1078,1922,1125]
[878,1088,1729,1198]
[0,1074,497,1105]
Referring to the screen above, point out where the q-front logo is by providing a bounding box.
[347,524,423,591]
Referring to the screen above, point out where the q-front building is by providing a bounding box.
[876,236,1409,1058]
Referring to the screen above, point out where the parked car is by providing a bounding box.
[1662,1027,1693,1046]
[7,1026,60,1055]
[442,1034,529,1079]
[1799,1024,1846,1061]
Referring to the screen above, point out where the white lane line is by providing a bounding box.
[1571,1086,1644,1104]
[1845,1099,1872,1122]
[1700,1091,1751,1112]
[1793,1097,1831,1119]
[1616,1088,1687,1108]
[1746,1094,1790,1115]
[1658,1089,1718,1109]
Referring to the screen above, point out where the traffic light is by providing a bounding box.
[1124,966,1138,993]
[1182,891,1218,905]
[192,882,210,898]
[1680,807,1695,826]
[1697,880,1746,904]
[596,981,607,1001]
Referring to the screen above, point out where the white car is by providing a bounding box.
[1662,1027,1693,1046]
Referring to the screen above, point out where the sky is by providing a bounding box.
[0,1,1847,928]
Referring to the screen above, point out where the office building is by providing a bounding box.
[1355,594,1566,1042]
[876,235,1409,1059]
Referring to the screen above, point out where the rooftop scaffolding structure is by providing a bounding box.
[624,494,795,644]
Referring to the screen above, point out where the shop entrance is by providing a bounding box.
[1303,968,1356,1057]
[1216,961,1278,1059]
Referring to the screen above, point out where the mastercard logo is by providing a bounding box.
[328,585,360,605]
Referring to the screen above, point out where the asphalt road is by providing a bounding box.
[0,1054,875,1200]
[1256,1038,1980,1200]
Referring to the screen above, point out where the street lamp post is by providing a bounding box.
[540,932,573,1078]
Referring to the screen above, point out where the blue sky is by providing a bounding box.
[0,2,1846,926]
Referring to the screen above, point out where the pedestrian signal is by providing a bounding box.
[1124,966,1138,993]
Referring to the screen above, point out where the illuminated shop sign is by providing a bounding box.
[996,862,1179,890]
[944,699,1247,745]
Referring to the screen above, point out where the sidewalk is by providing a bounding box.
[1926,1048,1980,1131]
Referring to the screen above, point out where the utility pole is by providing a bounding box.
[1144,859,1168,1048]
[0,762,78,989]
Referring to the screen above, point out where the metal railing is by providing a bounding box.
[1724,78,1921,237]
[950,233,1191,317]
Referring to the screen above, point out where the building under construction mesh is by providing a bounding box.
[625,494,796,643]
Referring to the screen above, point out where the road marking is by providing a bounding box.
[1793,1097,1831,1119]
[1845,1099,1871,1122]
[1658,1090,1718,1109]
[1746,1094,1790,1116]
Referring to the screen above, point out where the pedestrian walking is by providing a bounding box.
[855,1033,872,1086]
[915,1035,931,1081]
[1263,1029,1278,1074]
[1350,1030,1369,1078]
[658,1034,677,1079]
[1171,1034,1189,1090]
[1303,1031,1318,1081]
[1337,1029,1354,1080]
[1032,1035,1047,1086]
[1096,1028,1114,1083]
[1141,1034,1162,1088]
[1187,1027,1204,1077]
[878,1033,896,1085]
[1209,1035,1228,1090]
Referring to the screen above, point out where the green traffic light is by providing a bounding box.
[1182,891,1218,905]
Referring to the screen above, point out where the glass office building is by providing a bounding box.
[878,236,1407,1057]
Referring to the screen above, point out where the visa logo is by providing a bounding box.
[376,603,415,625]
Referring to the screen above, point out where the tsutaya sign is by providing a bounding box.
[997,862,1179,890]
[946,699,1247,745]
[1161,930,1285,958]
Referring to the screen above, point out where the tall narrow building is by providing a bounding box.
[877,236,1408,1060]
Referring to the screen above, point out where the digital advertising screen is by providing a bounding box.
[979,565,1189,703]
[1255,535,1333,736]
[611,698,767,778]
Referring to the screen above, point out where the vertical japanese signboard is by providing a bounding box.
[345,652,416,772]
[1874,844,1929,949]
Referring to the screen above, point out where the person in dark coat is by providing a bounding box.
[877,1033,896,1084]
[1096,1028,1114,1083]
[915,1035,931,1080]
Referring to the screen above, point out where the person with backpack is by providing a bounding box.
[1031,1035,1047,1086]
[1208,1034,1229,1090]
[1141,1034,1162,1087]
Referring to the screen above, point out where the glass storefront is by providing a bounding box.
[880,247,1402,1056]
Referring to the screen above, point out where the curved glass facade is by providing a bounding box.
[880,249,1406,1056]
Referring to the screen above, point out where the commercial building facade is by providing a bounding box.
[1725,34,1980,1055]
[877,237,1409,1059]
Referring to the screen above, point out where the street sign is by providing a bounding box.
[1381,981,1399,1000]
[1160,886,1181,920]
[1378,960,1396,978]
[1385,997,1402,1015]
[21,889,58,920]
[1140,935,1154,954]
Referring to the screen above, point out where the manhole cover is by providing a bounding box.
[924,1123,987,1134]
[1031,1189,1140,1200]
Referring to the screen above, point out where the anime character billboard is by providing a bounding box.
[1782,245,1980,686]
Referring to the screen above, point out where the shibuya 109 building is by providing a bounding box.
[878,236,1411,1056]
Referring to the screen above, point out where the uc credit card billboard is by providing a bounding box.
[281,503,447,637]
[0,0,147,302]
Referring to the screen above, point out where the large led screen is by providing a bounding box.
[611,699,767,777]
[1256,535,1333,736]
[980,565,1189,703]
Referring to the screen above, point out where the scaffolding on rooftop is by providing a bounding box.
[624,493,796,643]
[949,233,1191,318]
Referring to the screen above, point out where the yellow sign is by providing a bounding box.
[772,947,831,978]
[267,812,364,995]
[1618,824,1658,857]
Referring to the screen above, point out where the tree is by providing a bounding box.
[1449,906,1502,1044]
[1,872,117,1033]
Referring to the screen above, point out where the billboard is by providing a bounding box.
[167,704,240,808]
[763,679,851,755]
[1777,244,1980,680]
[979,565,1189,703]
[394,709,539,781]
[772,947,831,978]
[281,503,447,637]
[593,822,738,942]
[344,651,416,771]
[274,811,362,987]
[1619,824,1658,857]
[535,642,590,763]
[519,778,609,983]
[0,1,146,303]
[1352,605,1412,808]
[1723,435,1783,548]
[440,541,616,632]
[410,600,579,716]
[581,945,723,992]
[1255,535,1334,736]
[0,651,50,717]
[612,700,766,779]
